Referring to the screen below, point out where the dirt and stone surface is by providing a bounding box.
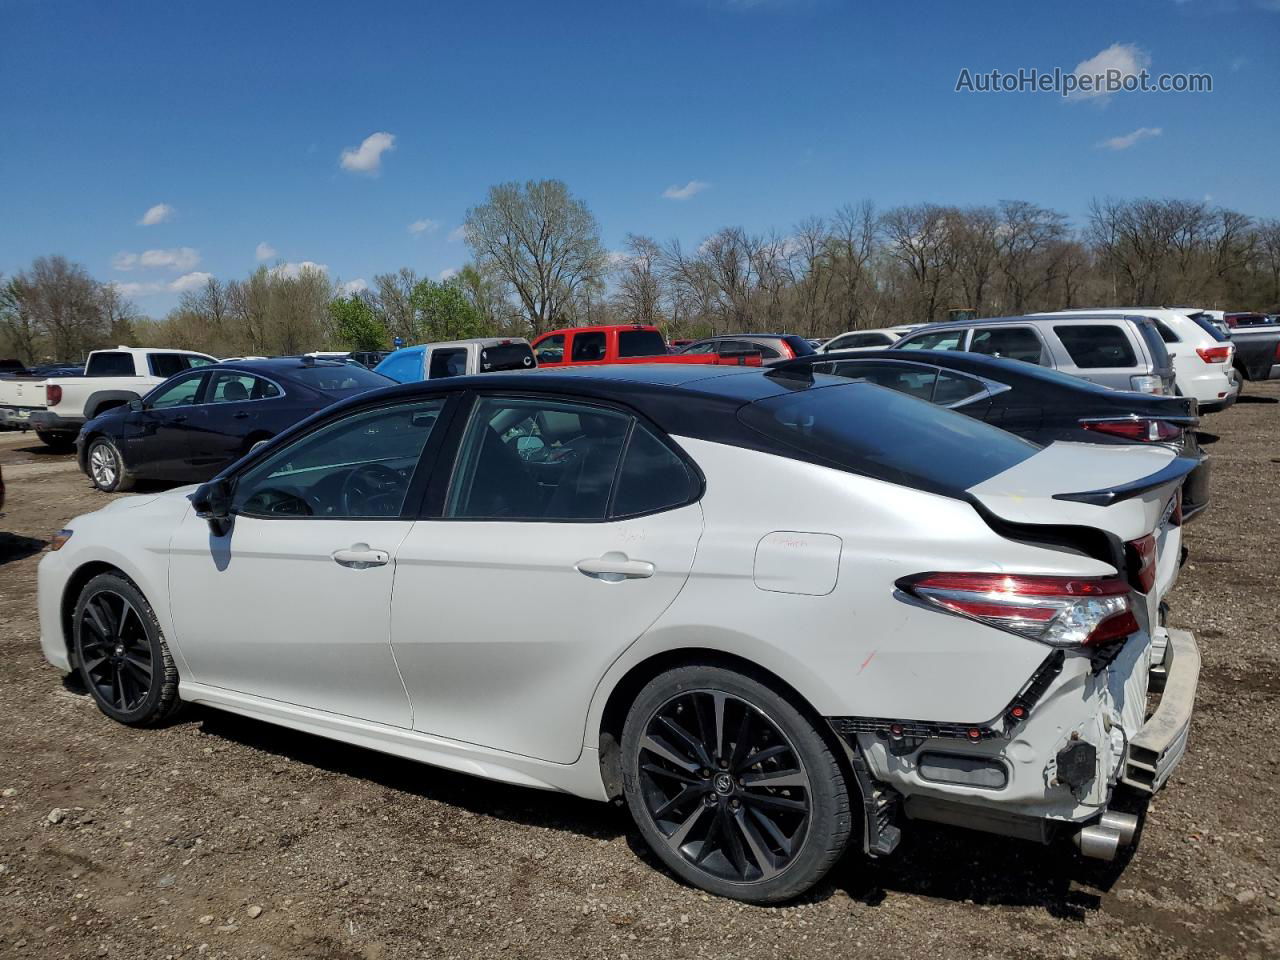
[0,385,1277,960]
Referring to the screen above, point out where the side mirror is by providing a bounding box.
[128,398,144,413]
[192,478,233,536]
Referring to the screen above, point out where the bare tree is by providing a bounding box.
[879,204,953,323]
[373,268,418,343]
[464,180,607,334]
[614,234,664,326]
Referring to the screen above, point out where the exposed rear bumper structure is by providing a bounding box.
[1123,627,1200,792]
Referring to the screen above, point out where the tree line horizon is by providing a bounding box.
[3,178,1279,364]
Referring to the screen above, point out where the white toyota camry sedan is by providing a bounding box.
[37,365,1201,903]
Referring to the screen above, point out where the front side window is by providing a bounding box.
[534,335,565,364]
[968,327,1046,365]
[896,329,967,352]
[428,348,468,379]
[147,374,206,409]
[208,372,279,403]
[86,352,135,377]
[446,397,631,521]
[617,329,668,358]
[571,332,608,362]
[1054,325,1138,369]
[231,399,446,519]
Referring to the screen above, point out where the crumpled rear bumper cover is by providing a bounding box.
[1122,627,1200,793]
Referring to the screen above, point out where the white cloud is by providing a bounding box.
[339,131,396,174]
[448,225,468,244]
[255,241,277,261]
[408,218,440,236]
[341,278,369,295]
[1069,43,1151,103]
[110,272,212,297]
[663,179,710,200]
[1097,126,1163,150]
[137,203,175,226]
[112,247,200,272]
[170,271,213,292]
[270,260,329,279]
[438,267,459,281]
[607,250,631,266]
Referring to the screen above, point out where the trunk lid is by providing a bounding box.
[966,441,1192,542]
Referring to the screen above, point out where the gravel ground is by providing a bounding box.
[0,387,1277,960]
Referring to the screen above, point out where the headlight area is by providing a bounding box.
[49,529,74,551]
[828,631,1153,862]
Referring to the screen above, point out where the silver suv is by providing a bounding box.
[893,314,1176,395]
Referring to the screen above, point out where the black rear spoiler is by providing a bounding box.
[1052,456,1201,507]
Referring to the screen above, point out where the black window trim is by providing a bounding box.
[425,389,705,524]
[223,393,463,522]
[815,356,1010,409]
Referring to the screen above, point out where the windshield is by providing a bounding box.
[293,363,393,393]
[738,380,1037,498]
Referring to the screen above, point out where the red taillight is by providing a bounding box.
[46,384,62,406]
[1196,345,1231,364]
[1273,342,1280,363]
[1080,418,1183,442]
[1126,534,1157,594]
[897,572,1138,648]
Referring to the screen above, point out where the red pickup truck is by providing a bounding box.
[530,325,761,368]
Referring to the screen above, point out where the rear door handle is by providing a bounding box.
[576,553,654,581]
[331,543,390,569]
[233,411,250,419]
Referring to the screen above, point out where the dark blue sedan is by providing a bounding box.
[77,358,392,491]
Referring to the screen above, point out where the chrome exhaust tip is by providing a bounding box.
[1073,825,1122,861]
[1098,810,1139,846]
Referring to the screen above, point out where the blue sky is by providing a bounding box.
[2,0,1277,314]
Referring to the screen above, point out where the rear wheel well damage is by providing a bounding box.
[595,647,857,804]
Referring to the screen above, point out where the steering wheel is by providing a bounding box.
[340,463,404,517]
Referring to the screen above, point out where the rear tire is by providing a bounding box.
[73,573,182,727]
[620,664,853,903]
[86,436,135,492]
[36,430,74,451]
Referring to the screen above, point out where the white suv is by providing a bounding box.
[1035,309,1237,412]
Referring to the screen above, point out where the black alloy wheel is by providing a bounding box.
[622,665,852,903]
[73,573,181,726]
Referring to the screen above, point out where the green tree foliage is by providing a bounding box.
[409,278,490,342]
[329,295,387,351]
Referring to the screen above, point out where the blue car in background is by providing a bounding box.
[374,337,537,383]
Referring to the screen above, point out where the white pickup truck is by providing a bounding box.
[17,347,216,448]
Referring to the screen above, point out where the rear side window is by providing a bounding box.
[738,382,1036,498]
[86,352,135,377]
[149,353,213,377]
[824,360,936,403]
[1053,325,1138,369]
[617,330,669,358]
[830,332,893,350]
[571,332,608,362]
[1187,313,1229,342]
[1133,320,1172,367]
[428,348,468,379]
[612,424,698,517]
[968,327,1045,365]
[1152,320,1179,343]
[897,329,967,352]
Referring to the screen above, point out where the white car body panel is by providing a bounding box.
[389,503,703,763]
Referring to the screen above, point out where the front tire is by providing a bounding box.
[620,664,853,903]
[86,437,135,492]
[73,573,181,726]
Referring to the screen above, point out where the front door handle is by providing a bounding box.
[331,543,390,569]
[233,411,250,419]
[576,553,655,582]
